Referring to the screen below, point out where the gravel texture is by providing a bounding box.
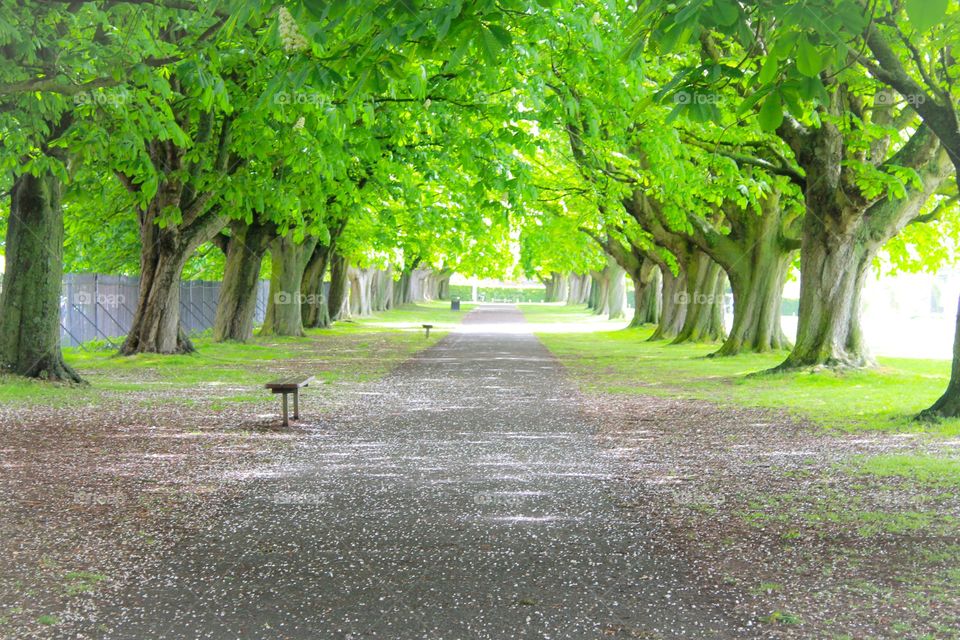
[64,305,748,639]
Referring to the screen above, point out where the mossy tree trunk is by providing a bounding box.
[0,169,82,382]
[650,268,686,341]
[301,218,346,330]
[118,114,235,355]
[260,234,318,337]
[212,219,276,342]
[776,115,950,369]
[631,261,661,328]
[672,251,726,344]
[327,251,349,321]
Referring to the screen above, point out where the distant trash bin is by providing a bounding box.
[451,296,461,311]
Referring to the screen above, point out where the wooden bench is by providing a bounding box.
[422,324,434,338]
[265,375,315,426]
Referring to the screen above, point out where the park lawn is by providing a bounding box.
[0,302,466,407]
[520,303,960,437]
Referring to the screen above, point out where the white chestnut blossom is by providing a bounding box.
[278,7,309,53]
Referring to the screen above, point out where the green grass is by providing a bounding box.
[852,454,960,487]
[520,304,959,436]
[0,303,468,407]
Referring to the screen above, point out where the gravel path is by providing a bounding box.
[72,306,747,639]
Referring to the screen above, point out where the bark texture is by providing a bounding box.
[0,170,82,382]
[212,219,276,342]
[260,234,318,337]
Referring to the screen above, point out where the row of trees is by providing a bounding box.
[2,1,959,418]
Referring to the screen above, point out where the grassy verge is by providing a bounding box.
[0,302,468,407]
[520,303,959,437]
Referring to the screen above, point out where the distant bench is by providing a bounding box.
[265,375,315,427]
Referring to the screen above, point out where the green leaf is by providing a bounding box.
[905,0,948,32]
[757,53,779,84]
[487,24,512,48]
[758,92,784,132]
[795,36,823,78]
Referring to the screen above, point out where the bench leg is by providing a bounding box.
[293,389,300,420]
[281,393,289,427]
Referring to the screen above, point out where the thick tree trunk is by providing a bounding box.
[371,269,393,312]
[260,234,318,337]
[543,272,569,303]
[347,267,374,317]
[0,171,81,382]
[922,294,960,419]
[714,251,792,356]
[437,271,452,301]
[712,203,794,356]
[776,110,948,369]
[589,270,609,314]
[301,244,333,330]
[672,252,726,344]
[605,259,627,320]
[212,220,275,342]
[328,252,349,321]
[630,261,661,328]
[778,222,872,368]
[650,268,687,341]
[566,274,591,305]
[921,171,960,417]
[120,229,200,355]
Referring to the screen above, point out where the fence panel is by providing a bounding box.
[59,274,270,348]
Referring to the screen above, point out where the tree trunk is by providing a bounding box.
[347,267,374,317]
[921,293,960,419]
[589,270,609,314]
[776,109,948,370]
[544,272,569,303]
[120,225,203,355]
[371,269,393,312]
[605,259,627,320]
[212,219,275,342]
[0,171,82,382]
[650,268,687,341]
[714,251,792,356]
[630,261,661,328]
[328,252,349,321]
[566,274,587,305]
[301,243,333,330]
[260,234,317,337]
[437,271,452,301]
[711,201,794,356]
[672,252,726,344]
